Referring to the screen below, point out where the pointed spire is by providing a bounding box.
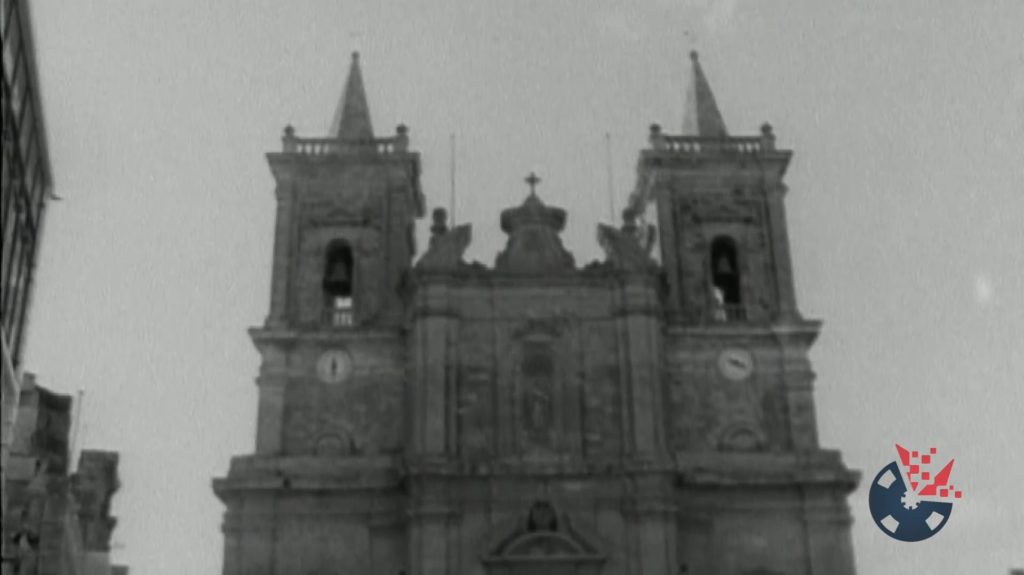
[330,52,374,140]
[682,51,728,138]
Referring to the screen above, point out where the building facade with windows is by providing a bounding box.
[2,3,129,573]
[2,0,54,520]
[214,52,859,575]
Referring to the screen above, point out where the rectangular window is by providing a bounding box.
[1,7,21,77]
[1,221,23,336]
[8,52,24,122]
[1,0,17,37]
[9,235,34,366]
[18,98,33,153]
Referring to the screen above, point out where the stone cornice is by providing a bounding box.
[674,449,860,491]
[248,326,405,352]
[666,318,821,342]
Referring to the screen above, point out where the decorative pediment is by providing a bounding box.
[482,501,605,575]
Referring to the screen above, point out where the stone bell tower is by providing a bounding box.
[214,49,859,575]
[214,53,424,575]
[637,51,799,326]
[264,51,423,333]
[630,52,859,574]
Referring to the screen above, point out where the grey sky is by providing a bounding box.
[25,0,1023,573]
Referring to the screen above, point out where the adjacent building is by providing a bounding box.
[2,375,127,575]
[2,2,128,573]
[214,52,859,574]
[2,0,54,517]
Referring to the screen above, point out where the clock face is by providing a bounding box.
[316,349,353,384]
[717,348,755,381]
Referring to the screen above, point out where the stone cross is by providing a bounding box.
[525,172,541,195]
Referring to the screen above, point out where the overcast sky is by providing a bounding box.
[25,1,1023,573]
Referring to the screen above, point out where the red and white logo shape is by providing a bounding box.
[869,444,964,542]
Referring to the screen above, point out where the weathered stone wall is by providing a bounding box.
[676,484,855,575]
[643,161,792,324]
[218,111,857,574]
[280,337,405,456]
[402,274,673,575]
[218,457,406,575]
[666,331,796,452]
[409,277,662,463]
[402,474,668,575]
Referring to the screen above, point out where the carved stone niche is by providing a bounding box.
[482,501,606,575]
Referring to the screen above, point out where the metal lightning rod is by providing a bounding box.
[449,133,456,226]
[70,388,85,468]
[605,132,615,222]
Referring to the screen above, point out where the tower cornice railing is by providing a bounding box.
[279,124,411,156]
[643,122,787,158]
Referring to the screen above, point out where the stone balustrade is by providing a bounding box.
[647,122,780,156]
[281,124,411,156]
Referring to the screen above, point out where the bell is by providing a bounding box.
[324,262,352,293]
[327,263,350,284]
[715,256,735,275]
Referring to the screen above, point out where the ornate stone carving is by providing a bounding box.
[416,209,473,272]
[677,195,760,225]
[301,187,384,228]
[596,217,658,274]
[518,340,557,453]
[511,316,568,340]
[526,500,559,532]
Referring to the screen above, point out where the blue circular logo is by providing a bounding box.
[869,461,953,542]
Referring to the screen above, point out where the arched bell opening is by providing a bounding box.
[710,236,744,322]
[323,239,355,326]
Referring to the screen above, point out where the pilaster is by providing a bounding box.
[765,183,801,320]
[411,284,457,456]
[773,322,822,450]
[618,279,666,456]
[254,375,288,455]
[267,171,297,328]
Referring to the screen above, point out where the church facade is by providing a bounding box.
[213,51,859,575]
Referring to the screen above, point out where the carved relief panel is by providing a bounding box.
[502,318,584,458]
[520,339,557,451]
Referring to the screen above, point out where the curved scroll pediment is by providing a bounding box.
[493,531,599,562]
[481,502,606,571]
